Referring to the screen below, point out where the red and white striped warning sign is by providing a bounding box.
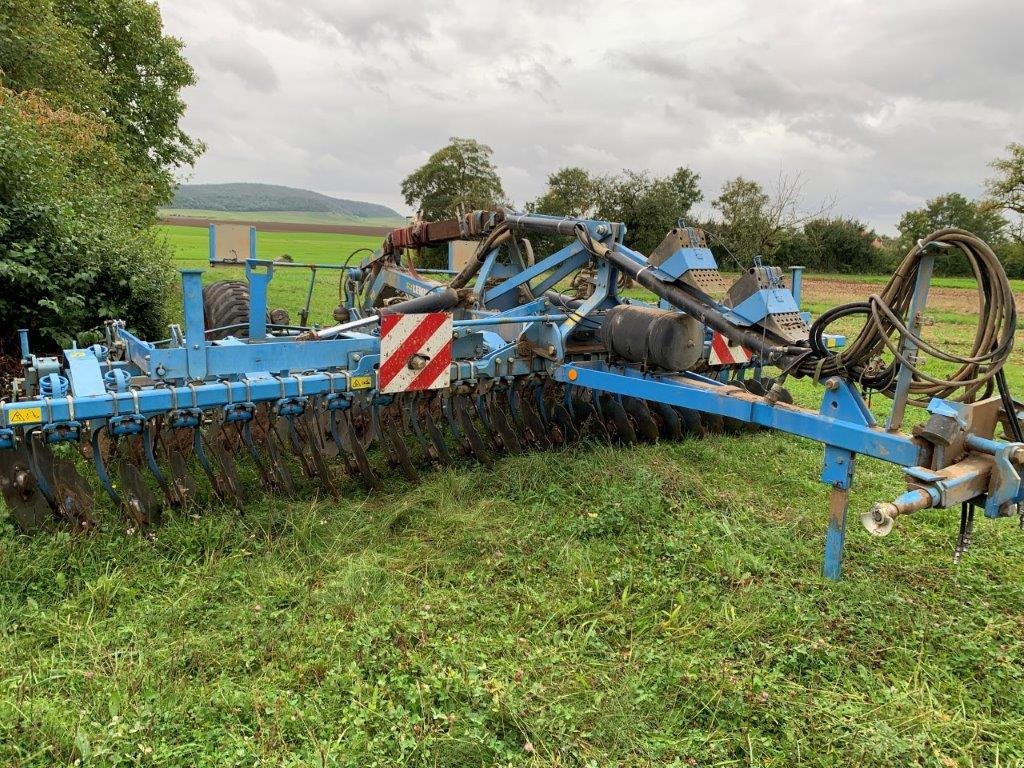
[708,331,752,366]
[378,312,453,394]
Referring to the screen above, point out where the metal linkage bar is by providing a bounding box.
[554,362,923,467]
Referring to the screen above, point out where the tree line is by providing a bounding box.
[402,138,1024,278]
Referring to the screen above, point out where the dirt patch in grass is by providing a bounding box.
[804,277,1024,314]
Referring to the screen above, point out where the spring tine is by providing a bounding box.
[300,407,340,497]
[401,394,429,453]
[240,420,275,490]
[0,440,56,532]
[338,409,381,489]
[263,418,296,494]
[380,407,420,483]
[623,397,660,442]
[327,408,363,482]
[441,394,462,443]
[280,415,316,479]
[454,395,492,466]
[90,424,123,507]
[472,394,502,452]
[192,423,231,503]
[141,420,175,504]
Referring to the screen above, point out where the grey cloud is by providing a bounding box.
[622,51,691,80]
[159,0,1024,234]
[191,38,279,92]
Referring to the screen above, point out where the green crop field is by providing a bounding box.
[2,225,1023,766]
[160,209,408,228]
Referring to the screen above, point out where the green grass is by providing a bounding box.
[160,224,384,326]
[2,230,1024,766]
[160,209,408,228]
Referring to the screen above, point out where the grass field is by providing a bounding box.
[2,225,1023,766]
[160,209,408,228]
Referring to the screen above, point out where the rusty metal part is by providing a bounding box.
[118,462,162,528]
[0,445,54,532]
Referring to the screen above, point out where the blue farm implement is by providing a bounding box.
[2,211,1022,579]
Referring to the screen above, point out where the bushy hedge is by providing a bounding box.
[0,89,174,352]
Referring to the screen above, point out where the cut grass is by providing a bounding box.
[1,228,1023,766]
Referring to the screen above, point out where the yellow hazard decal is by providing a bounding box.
[350,376,373,391]
[69,350,87,358]
[9,407,42,425]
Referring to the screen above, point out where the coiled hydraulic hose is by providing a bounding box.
[805,228,1017,403]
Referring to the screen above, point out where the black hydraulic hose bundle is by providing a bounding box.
[805,228,1017,403]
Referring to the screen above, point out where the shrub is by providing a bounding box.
[0,89,174,352]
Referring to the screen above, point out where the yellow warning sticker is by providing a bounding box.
[69,350,87,358]
[350,376,373,391]
[9,407,42,425]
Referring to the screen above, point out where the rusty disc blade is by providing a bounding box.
[52,457,96,533]
[117,462,162,528]
[0,445,55,533]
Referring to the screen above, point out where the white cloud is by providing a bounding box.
[158,0,1024,233]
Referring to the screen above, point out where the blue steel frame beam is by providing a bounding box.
[554,362,923,467]
[1,368,382,428]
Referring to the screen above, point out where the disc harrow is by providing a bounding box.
[2,212,1022,580]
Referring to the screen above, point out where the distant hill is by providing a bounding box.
[168,183,405,223]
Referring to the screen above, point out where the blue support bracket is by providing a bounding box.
[181,270,208,381]
[821,445,856,580]
[245,261,271,339]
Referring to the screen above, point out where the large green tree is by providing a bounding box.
[401,137,506,221]
[985,142,1024,243]
[594,168,703,254]
[892,193,1009,276]
[530,167,599,219]
[775,219,881,274]
[709,175,831,263]
[0,0,201,350]
[895,193,1007,248]
[530,166,703,255]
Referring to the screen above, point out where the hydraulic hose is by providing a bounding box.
[805,228,1017,402]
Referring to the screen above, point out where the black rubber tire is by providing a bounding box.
[203,280,253,339]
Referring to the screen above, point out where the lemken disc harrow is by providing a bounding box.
[2,211,1022,580]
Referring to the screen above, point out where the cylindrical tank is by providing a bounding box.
[602,304,704,371]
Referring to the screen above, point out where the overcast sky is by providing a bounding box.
[157,0,1023,234]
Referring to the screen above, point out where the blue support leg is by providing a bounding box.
[821,445,856,580]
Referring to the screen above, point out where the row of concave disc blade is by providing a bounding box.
[0,376,787,534]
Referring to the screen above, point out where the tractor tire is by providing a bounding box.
[202,280,254,340]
